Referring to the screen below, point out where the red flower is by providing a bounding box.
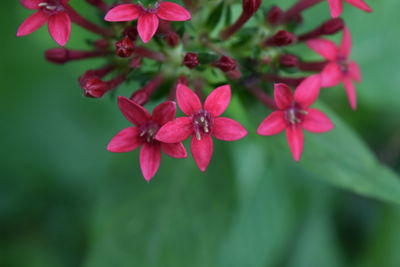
[104,1,191,43]
[155,84,248,171]
[17,0,71,46]
[307,27,361,110]
[327,0,372,18]
[257,75,334,161]
[107,97,187,181]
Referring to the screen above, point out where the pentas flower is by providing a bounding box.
[155,84,248,171]
[104,1,191,43]
[107,97,187,181]
[327,0,372,18]
[257,75,334,161]
[17,0,71,46]
[307,27,361,109]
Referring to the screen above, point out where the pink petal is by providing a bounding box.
[306,39,339,61]
[156,1,192,21]
[140,143,161,181]
[348,61,361,82]
[343,78,357,110]
[190,135,213,172]
[274,83,293,110]
[155,117,193,143]
[118,96,151,126]
[340,26,352,58]
[213,117,248,141]
[204,85,231,117]
[152,101,176,126]
[137,13,159,43]
[302,109,334,133]
[161,143,187,158]
[107,127,142,152]
[48,12,71,47]
[257,111,286,136]
[344,0,372,12]
[328,0,343,18]
[321,62,342,87]
[104,4,141,22]
[286,126,304,162]
[17,11,48,37]
[294,74,321,108]
[20,0,41,9]
[176,84,202,116]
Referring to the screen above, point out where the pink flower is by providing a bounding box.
[155,84,248,171]
[257,75,334,161]
[104,1,191,43]
[307,27,361,110]
[17,0,71,46]
[327,0,372,18]
[107,97,187,181]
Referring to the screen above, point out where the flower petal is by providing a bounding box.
[137,13,159,43]
[343,78,357,110]
[104,4,141,22]
[348,61,361,82]
[274,83,293,110]
[155,117,193,143]
[190,135,213,172]
[17,11,48,37]
[20,0,41,9]
[118,96,151,126]
[321,62,342,87]
[176,83,202,116]
[48,12,71,46]
[286,126,304,162]
[344,0,372,12]
[294,74,321,108]
[204,85,231,117]
[302,109,334,133]
[161,143,187,158]
[257,111,286,136]
[156,1,191,21]
[328,0,343,18]
[340,26,352,58]
[152,101,176,126]
[306,39,339,61]
[140,143,161,181]
[107,127,142,152]
[213,117,247,141]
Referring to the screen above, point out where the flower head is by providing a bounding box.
[327,0,372,18]
[307,27,361,109]
[257,75,334,161]
[107,97,187,181]
[155,84,248,171]
[104,1,191,43]
[17,0,71,46]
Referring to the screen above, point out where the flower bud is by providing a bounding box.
[280,54,299,68]
[213,56,237,72]
[243,0,262,15]
[183,53,199,69]
[265,30,297,47]
[267,6,284,25]
[81,77,109,98]
[115,36,135,58]
[322,18,344,35]
[165,32,180,47]
[45,48,69,64]
[130,90,149,105]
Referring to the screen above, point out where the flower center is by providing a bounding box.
[38,1,65,13]
[139,121,160,143]
[285,104,308,125]
[192,110,213,140]
[338,56,349,74]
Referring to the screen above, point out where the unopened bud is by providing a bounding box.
[213,56,237,72]
[183,53,199,69]
[115,36,135,58]
[267,6,284,25]
[45,48,69,64]
[130,90,149,105]
[280,54,299,68]
[243,0,262,15]
[322,18,344,35]
[165,32,180,47]
[265,30,297,47]
[81,77,109,98]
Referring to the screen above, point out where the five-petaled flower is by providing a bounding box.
[155,84,248,171]
[104,1,191,43]
[257,75,334,161]
[17,0,71,46]
[307,27,361,110]
[327,0,372,18]
[107,97,187,181]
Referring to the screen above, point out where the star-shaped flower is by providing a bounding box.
[257,75,334,161]
[107,97,187,181]
[155,84,248,171]
[307,27,361,109]
[104,1,191,43]
[327,0,372,18]
[17,0,71,46]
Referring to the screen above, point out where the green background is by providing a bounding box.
[1,1,400,266]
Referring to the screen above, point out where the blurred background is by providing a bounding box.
[1,1,400,267]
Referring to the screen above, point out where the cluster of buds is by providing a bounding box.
[17,0,372,181]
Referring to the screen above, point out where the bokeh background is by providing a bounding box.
[1,1,400,266]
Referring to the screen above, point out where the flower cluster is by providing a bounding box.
[17,0,372,181]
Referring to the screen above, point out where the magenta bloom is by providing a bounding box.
[307,27,361,110]
[327,0,372,18]
[257,75,334,161]
[107,97,187,181]
[104,1,191,43]
[17,0,71,46]
[156,84,248,171]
